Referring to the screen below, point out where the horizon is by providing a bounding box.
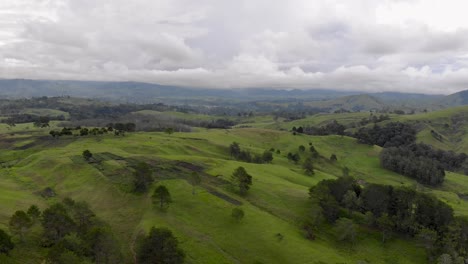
[1,1,468,94]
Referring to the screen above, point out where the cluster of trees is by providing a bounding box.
[49,123,136,138]
[355,122,416,147]
[308,177,468,262]
[287,144,321,175]
[198,119,236,129]
[405,143,467,173]
[6,200,121,263]
[229,142,273,164]
[380,147,446,186]
[293,120,346,136]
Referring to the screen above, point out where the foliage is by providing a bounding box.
[188,172,202,195]
[133,162,154,193]
[9,210,33,241]
[229,142,273,164]
[26,205,41,223]
[355,122,416,147]
[303,157,315,175]
[380,147,445,185]
[231,167,253,195]
[137,227,185,264]
[82,150,93,161]
[0,229,14,255]
[152,185,172,209]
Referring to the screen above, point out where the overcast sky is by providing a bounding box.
[1,0,468,94]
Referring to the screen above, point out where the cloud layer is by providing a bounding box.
[1,0,468,94]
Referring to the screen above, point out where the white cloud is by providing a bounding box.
[0,0,468,94]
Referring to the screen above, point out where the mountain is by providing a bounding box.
[0,79,360,103]
[437,89,468,107]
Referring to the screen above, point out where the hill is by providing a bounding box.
[436,89,468,107]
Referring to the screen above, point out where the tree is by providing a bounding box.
[41,203,76,245]
[335,218,357,244]
[299,145,306,152]
[133,162,153,193]
[152,185,172,209]
[303,157,315,175]
[82,150,92,161]
[229,142,241,158]
[9,210,33,242]
[377,213,393,243]
[330,154,337,162]
[342,166,350,177]
[188,172,202,195]
[231,167,252,195]
[262,150,274,163]
[27,205,41,223]
[0,229,14,255]
[137,227,185,264]
[231,208,244,222]
[165,128,174,135]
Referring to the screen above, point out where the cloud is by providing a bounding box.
[1,0,468,94]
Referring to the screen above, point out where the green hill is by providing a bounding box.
[0,125,439,263]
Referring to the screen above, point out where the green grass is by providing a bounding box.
[0,126,458,263]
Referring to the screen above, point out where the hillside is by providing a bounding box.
[0,98,467,263]
[0,125,434,263]
[436,90,468,107]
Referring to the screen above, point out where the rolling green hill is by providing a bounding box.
[0,96,467,263]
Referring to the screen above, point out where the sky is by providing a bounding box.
[1,0,468,94]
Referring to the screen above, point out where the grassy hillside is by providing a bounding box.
[263,106,468,153]
[0,125,441,263]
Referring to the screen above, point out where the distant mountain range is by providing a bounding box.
[0,79,466,110]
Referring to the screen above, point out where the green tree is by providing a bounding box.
[303,157,315,175]
[231,167,253,195]
[26,204,41,223]
[165,128,174,135]
[41,203,76,245]
[0,229,14,255]
[188,172,202,195]
[262,150,274,163]
[82,150,92,161]
[152,185,172,209]
[330,154,337,162]
[342,166,350,177]
[133,162,153,193]
[335,218,357,244]
[137,227,185,264]
[299,145,306,152]
[229,142,241,158]
[231,208,244,222]
[9,210,33,241]
[376,213,393,243]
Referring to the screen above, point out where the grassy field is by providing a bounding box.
[1,123,453,263]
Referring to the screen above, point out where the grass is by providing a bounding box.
[0,126,435,263]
